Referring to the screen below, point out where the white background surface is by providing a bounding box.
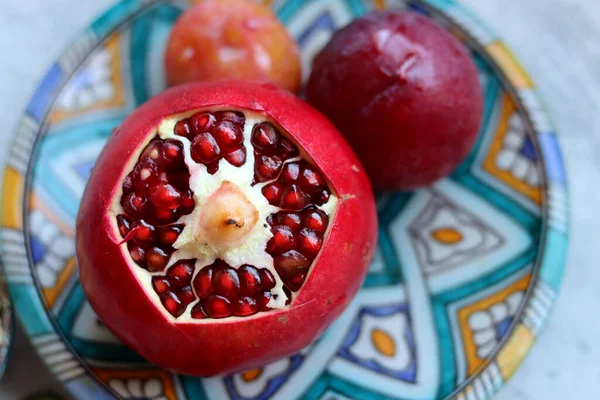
[0,0,597,399]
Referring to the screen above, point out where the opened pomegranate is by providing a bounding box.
[76,81,377,376]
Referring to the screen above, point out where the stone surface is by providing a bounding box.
[0,0,597,399]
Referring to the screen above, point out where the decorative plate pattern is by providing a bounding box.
[0,0,569,399]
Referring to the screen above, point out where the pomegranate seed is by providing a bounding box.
[283,286,292,305]
[180,190,195,214]
[212,266,240,298]
[152,276,171,294]
[159,224,183,246]
[257,291,272,311]
[255,155,283,182]
[213,121,243,150]
[215,110,245,125]
[162,139,184,167]
[262,182,284,205]
[297,228,323,259]
[251,123,279,154]
[302,208,328,234]
[281,163,300,183]
[150,183,182,209]
[132,162,159,193]
[266,214,276,226]
[166,171,191,192]
[274,250,310,291]
[128,244,146,267]
[234,296,259,317]
[224,147,247,167]
[167,260,194,288]
[259,269,276,290]
[116,214,132,237]
[122,193,148,217]
[207,161,219,175]
[191,133,221,164]
[191,302,208,319]
[238,265,261,296]
[141,140,163,162]
[131,220,156,246]
[191,112,215,134]
[276,136,299,159]
[280,185,309,210]
[122,173,134,194]
[177,286,195,305]
[267,225,295,254]
[278,212,302,231]
[174,119,193,139]
[204,294,233,318]
[154,207,180,224]
[193,266,214,299]
[146,246,170,272]
[160,292,184,317]
[314,189,330,206]
[300,165,325,193]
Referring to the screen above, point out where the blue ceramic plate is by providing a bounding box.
[0,0,568,399]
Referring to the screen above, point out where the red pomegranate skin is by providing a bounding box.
[307,11,483,190]
[76,81,377,376]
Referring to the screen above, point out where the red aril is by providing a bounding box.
[76,81,377,376]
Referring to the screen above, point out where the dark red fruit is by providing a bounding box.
[307,11,483,190]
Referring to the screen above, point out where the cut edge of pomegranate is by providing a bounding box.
[109,107,339,322]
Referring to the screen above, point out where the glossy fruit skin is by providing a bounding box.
[307,11,483,190]
[76,81,377,376]
[165,0,302,93]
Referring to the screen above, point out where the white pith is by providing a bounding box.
[111,109,338,322]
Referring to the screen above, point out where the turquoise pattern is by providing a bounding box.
[0,0,569,399]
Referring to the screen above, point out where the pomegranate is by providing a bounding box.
[165,0,302,93]
[307,11,483,190]
[76,81,377,376]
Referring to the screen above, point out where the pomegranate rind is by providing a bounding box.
[76,81,377,376]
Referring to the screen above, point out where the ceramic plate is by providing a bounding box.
[0,0,568,399]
